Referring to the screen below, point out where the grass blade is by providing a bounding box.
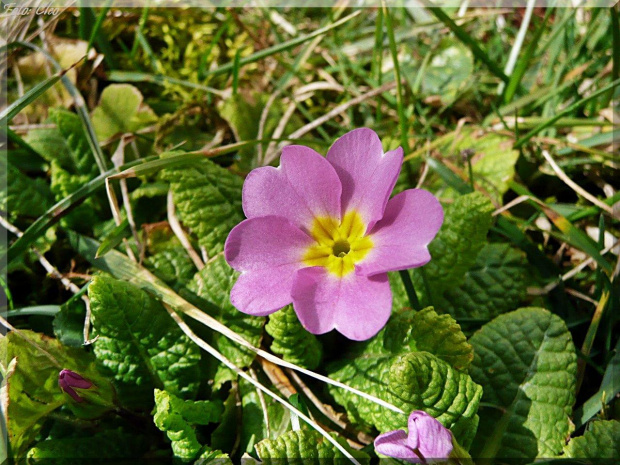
[514,78,620,148]
[201,11,361,78]
[6,157,155,263]
[0,69,67,126]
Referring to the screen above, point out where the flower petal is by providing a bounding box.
[326,128,403,228]
[408,411,454,461]
[357,189,444,276]
[374,430,422,463]
[230,268,298,316]
[290,267,391,341]
[225,216,313,272]
[242,145,342,232]
[225,216,314,316]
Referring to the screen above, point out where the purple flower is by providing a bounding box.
[58,369,93,402]
[224,128,443,341]
[374,411,454,463]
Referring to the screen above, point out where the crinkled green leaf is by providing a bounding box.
[438,243,528,320]
[563,420,619,459]
[153,389,223,461]
[469,307,577,460]
[0,331,116,457]
[2,161,53,220]
[255,429,369,462]
[412,192,494,305]
[160,157,244,257]
[88,275,201,399]
[187,254,264,370]
[265,305,322,370]
[405,307,474,370]
[91,84,157,141]
[328,308,477,445]
[145,246,197,291]
[381,352,482,433]
[26,428,143,463]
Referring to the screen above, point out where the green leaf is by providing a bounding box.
[26,428,143,463]
[53,297,86,348]
[412,192,494,305]
[328,308,477,444]
[469,307,578,460]
[563,420,620,459]
[49,108,99,176]
[416,40,473,105]
[1,161,53,221]
[153,389,223,461]
[381,352,482,446]
[160,157,244,257]
[145,246,197,291]
[0,330,116,457]
[49,161,100,231]
[404,307,474,370]
[255,430,369,462]
[187,254,264,371]
[437,243,529,320]
[88,275,201,399]
[450,129,520,204]
[265,305,322,370]
[91,83,157,141]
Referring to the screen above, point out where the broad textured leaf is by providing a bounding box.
[469,307,577,460]
[187,254,264,370]
[438,243,528,319]
[91,84,157,141]
[26,428,143,463]
[381,352,482,434]
[88,276,201,399]
[49,108,99,176]
[0,331,115,457]
[452,129,520,205]
[255,430,369,462]
[265,305,322,370]
[160,157,244,257]
[2,161,53,220]
[145,246,197,291]
[563,420,619,459]
[412,192,494,305]
[153,389,223,461]
[328,308,477,445]
[50,161,100,230]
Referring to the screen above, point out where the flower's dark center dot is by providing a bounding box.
[332,240,351,257]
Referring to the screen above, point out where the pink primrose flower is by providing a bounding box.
[58,369,93,402]
[224,128,443,340]
[374,411,454,463]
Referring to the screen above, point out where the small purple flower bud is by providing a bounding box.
[374,411,453,463]
[58,369,93,403]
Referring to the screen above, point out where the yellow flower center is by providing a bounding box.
[303,210,373,277]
